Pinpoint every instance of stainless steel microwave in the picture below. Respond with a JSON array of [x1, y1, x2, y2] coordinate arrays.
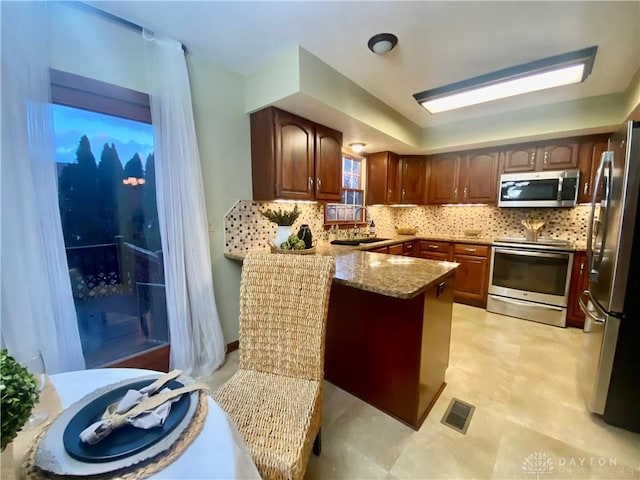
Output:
[[498, 169, 579, 208]]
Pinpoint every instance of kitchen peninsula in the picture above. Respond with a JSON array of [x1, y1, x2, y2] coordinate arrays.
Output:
[[226, 245, 458, 429]]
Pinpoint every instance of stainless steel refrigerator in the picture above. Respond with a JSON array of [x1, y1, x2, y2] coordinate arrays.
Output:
[[579, 120, 640, 433]]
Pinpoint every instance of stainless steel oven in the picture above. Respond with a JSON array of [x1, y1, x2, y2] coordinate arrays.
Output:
[[487, 239, 574, 327]]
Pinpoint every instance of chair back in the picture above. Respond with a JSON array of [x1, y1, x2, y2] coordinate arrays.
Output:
[[238, 253, 335, 381]]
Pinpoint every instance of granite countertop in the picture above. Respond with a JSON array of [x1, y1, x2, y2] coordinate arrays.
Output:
[[331, 251, 458, 298], [224, 242, 458, 299]]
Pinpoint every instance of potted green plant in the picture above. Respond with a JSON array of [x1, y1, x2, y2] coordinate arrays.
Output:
[[260, 205, 301, 246], [1, 349, 39, 451]]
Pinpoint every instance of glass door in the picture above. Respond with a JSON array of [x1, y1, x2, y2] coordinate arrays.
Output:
[[53, 103, 168, 369]]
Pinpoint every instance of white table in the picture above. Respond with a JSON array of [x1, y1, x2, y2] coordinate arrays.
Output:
[[50, 368, 260, 479]]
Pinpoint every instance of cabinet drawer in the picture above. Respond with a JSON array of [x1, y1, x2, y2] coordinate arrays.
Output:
[[419, 240, 450, 253], [403, 241, 416, 254], [454, 244, 489, 257]]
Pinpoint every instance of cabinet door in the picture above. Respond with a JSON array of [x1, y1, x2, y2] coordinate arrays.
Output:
[[399, 156, 426, 204], [453, 254, 488, 307], [503, 146, 536, 173], [536, 141, 580, 170], [428, 154, 460, 204], [388, 243, 404, 255], [275, 109, 315, 200], [566, 252, 589, 328], [314, 124, 343, 201], [366, 152, 399, 205], [461, 152, 499, 203]]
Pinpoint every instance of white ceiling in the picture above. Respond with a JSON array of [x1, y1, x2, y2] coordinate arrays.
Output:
[[89, 1, 639, 133]]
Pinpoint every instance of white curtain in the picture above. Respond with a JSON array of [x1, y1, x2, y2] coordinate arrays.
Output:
[[0, 2, 85, 372], [143, 30, 225, 377]]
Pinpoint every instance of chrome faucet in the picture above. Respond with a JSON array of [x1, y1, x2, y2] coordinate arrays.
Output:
[[353, 205, 372, 238]]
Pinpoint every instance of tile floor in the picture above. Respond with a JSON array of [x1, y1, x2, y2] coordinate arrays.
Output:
[[200, 304, 640, 479]]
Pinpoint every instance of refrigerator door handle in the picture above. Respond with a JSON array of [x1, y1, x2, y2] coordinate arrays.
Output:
[[578, 290, 605, 326], [586, 151, 613, 282]]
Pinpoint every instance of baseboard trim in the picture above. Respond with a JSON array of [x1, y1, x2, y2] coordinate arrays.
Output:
[[226, 340, 239, 353]]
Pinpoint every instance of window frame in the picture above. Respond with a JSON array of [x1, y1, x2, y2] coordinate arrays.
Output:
[[50, 69, 151, 124], [323, 154, 366, 227]]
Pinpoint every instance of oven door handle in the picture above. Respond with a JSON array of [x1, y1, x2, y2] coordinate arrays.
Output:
[[488, 295, 563, 311], [492, 248, 569, 260]]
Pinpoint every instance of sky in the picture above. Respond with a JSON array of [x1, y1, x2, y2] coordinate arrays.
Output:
[[52, 104, 154, 167]]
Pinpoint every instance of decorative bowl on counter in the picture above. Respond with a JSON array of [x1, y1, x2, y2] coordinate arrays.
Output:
[[395, 226, 418, 235], [268, 241, 316, 255], [270, 246, 316, 255]]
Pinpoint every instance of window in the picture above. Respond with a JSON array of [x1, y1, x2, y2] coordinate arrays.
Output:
[[51, 70, 168, 369], [325, 155, 366, 224]]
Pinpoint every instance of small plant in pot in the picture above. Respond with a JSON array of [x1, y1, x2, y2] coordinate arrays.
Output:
[[259, 205, 300, 226], [1, 349, 39, 451], [260, 205, 301, 248]]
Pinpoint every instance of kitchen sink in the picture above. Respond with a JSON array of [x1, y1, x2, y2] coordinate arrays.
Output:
[[331, 238, 390, 246]]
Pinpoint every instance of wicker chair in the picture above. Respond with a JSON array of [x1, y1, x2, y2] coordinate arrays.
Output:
[[213, 252, 335, 480]]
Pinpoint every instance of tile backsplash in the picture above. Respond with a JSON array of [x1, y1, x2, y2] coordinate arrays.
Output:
[[224, 200, 590, 254]]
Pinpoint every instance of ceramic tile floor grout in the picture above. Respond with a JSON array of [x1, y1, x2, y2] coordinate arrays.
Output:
[[199, 303, 640, 480]]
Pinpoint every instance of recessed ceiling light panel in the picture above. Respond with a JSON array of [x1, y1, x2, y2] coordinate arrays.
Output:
[[413, 46, 597, 114]]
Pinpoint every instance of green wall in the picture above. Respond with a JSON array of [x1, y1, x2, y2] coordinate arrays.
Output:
[[48, 2, 249, 346]]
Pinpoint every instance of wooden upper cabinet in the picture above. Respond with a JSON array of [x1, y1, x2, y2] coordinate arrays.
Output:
[[399, 156, 427, 204], [578, 136, 609, 204], [503, 146, 537, 173], [250, 106, 343, 201], [366, 151, 399, 205], [428, 151, 497, 205], [314, 124, 343, 201], [428, 154, 460, 204], [536, 140, 580, 170], [461, 151, 499, 203], [275, 110, 315, 200]]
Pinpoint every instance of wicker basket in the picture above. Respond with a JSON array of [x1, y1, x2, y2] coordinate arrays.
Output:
[[395, 226, 418, 235]]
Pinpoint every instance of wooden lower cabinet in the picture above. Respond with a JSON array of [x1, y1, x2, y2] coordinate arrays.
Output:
[[369, 246, 389, 253], [387, 243, 404, 255], [325, 275, 454, 429], [567, 251, 589, 328], [452, 243, 489, 308]]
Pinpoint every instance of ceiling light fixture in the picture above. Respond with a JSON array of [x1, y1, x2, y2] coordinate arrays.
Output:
[[367, 33, 398, 55], [413, 46, 598, 114], [349, 143, 365, 153]]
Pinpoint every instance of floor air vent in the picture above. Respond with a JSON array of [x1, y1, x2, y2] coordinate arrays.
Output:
[[441, 398, 475, 434]]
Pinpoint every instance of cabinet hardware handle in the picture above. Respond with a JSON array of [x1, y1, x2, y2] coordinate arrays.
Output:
[[580, 262, 585, 272], [530, 152, 536, 165], [466, 248, 476, 252], [308, 177, 313, 190], [583, 182, 589, 195], [387, 189, 392, 199], [316, 178, 322, 190], [454, 187, 458, 199], [463, 187, 467, 198], [402, 189, 406, 200], [544, 151, 549, 164], [428, 245, 438, 249]]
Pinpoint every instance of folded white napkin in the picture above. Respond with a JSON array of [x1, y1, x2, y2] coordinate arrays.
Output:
[[79, 387, 180, 445], [79, 382, 205, 445]]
